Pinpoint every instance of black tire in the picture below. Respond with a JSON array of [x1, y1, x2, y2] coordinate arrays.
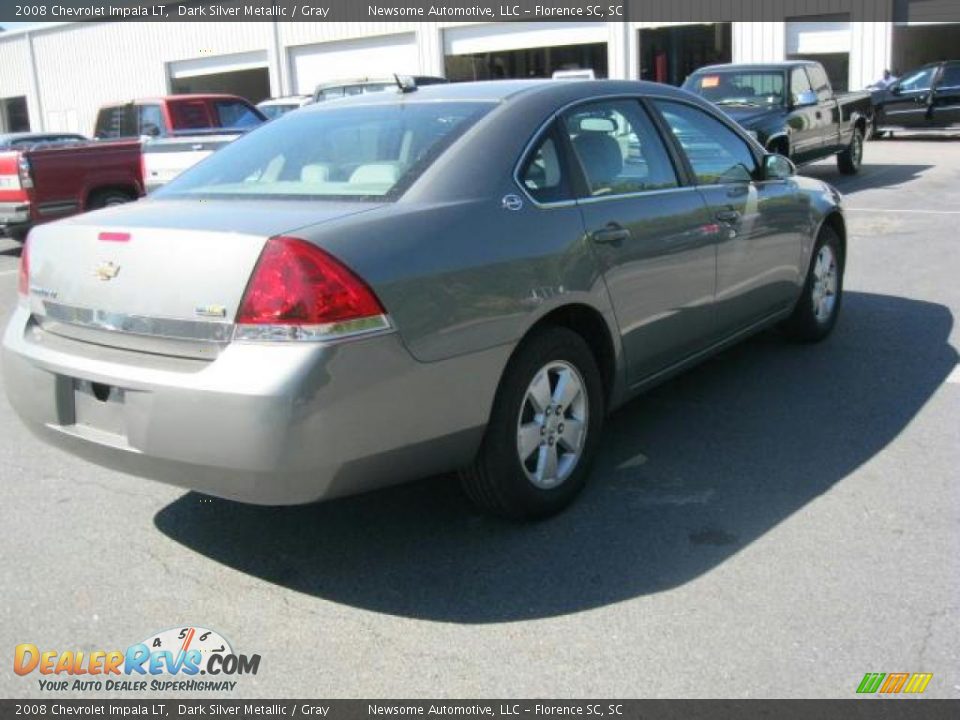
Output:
[[782, 225, 844, 343], [460, 326, 605, 520], [88, 189, 135, 209], [837, 127, 864, 175], [5, 226, 29, 243]]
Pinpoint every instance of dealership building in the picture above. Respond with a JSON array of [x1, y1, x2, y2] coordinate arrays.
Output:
[[0, 1, 958, 135]]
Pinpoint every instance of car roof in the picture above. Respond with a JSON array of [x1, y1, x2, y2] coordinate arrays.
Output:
[[101, 94, 249, 107], [692, 62, 814, 73], [258, 96, 311, 105], [302, 79, 694, 107]]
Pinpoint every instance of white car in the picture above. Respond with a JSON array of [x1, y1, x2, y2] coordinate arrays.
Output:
[[256, 95, 313, 121]]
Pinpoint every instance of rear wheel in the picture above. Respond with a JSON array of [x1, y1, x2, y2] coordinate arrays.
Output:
[[782, 225, 844, 342], [88, 189, 135, 209], [460, 327, 604, 520], [837, 128, 864, 174]]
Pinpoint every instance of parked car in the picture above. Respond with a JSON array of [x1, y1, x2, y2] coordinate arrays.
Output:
[[4, 80, 846, 519], [0, 140, 143, 241], [95, 95, 266, 192], [684, 61, 872, 174], [257, 95, 313, 120], [870, 61, 960, 137], [312, 75, 448, 102], [0, 132, 88, 151]]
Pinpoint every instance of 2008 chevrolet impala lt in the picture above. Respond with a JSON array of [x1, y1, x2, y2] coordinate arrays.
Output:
[[3, 80, 845, 519]]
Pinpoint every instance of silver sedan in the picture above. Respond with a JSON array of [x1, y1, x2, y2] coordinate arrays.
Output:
[[3, 80, 845, 519]]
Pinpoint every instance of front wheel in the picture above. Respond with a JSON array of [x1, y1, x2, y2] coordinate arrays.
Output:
[[837, 128, 864, 175], [782, 225, 844, 342], [460, 327, 605, 520]]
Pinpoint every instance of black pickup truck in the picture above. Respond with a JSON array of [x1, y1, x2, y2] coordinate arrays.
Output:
[[683, 60, 872, 174]]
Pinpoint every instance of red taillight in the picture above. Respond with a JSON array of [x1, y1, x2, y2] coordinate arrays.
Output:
[[236, 236, 385, 329], [17, 236, 29, 296], [17, 154, 33, 190]]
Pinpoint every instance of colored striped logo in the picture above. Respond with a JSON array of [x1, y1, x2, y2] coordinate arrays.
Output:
[[857, 672, 933, 694]]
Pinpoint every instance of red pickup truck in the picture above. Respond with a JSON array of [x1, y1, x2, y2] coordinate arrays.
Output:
[[0, 141, 142, 241], [0, 95, 264, 240]]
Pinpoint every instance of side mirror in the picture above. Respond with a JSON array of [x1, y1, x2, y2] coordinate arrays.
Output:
[[792, 90, 818, 108], [763, 153, 796, 181], [890, 85, 902, 96]]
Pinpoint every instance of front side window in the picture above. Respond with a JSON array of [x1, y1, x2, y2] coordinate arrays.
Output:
[[563, 100, 678, 197], [519, 127, 569, 204], [790, 67, 813, 103], [215, 100, 263, 129], [900, 66, 937, 93], [940, 64, 960, 88], [654, 100, 757, 185], [808, 65, 832, 101], [156, 101, 493, 200]]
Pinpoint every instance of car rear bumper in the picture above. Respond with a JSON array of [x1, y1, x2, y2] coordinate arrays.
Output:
[[2, 306, 505, 504], [0, 201, 31, 227]]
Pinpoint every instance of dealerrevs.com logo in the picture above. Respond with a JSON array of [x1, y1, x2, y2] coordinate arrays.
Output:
[[14, 626, 261, 693]]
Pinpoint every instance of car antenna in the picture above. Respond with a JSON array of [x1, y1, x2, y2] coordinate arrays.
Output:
[[393, 74, 417, 94]]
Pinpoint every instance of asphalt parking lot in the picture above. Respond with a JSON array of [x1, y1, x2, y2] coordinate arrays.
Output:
[[1, 138, 958, 699]]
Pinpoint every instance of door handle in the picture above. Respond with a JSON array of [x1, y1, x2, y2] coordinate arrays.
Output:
[[590, 224, 631, 245], [816, 111, 822, 119], [716, 209, 741, 224]]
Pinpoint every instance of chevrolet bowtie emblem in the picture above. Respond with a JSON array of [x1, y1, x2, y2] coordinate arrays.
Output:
[[94, 261, 121, 281]]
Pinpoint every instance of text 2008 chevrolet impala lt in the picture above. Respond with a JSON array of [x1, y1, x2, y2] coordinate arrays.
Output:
[[3, 81, 845, 519]]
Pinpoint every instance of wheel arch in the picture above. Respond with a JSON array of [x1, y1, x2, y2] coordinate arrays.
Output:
[[510, 302, 620, 411], [819, 210, 847, 266], [84, 184, 139, 210]]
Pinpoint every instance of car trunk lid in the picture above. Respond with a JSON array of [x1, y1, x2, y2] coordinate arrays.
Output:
[[25, 198, 384, 359]]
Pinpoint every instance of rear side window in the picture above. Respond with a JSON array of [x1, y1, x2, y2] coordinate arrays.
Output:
[[169, 101, 212, 130], [95, 105, 136, 139], [563, 99, 678, 197], [214, 100, 263, 129], [899, 66, 937, 93], [518, 126, 570, 204], [654, 100, 757, 185]]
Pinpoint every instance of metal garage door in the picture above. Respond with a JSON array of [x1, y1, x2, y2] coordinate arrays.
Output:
[[168, 50, 268, 81], [289, 34, 418, 95], [443, 22, 607, 55], [786, 16, 852, 55]]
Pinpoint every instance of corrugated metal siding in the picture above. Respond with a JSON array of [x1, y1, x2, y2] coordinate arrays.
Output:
[[0, 34, 31, 98]]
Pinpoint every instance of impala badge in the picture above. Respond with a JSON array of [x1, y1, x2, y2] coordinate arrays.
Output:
[[94, 261, 120, 282], [195, 304, 227, 319]]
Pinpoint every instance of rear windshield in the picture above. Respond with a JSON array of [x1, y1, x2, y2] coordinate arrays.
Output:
[[156, 101, 493, 201], [684, 71, 787, 107]]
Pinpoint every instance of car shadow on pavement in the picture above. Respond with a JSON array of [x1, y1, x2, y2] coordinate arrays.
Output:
[[802, 164, 933, 195], [154, 291, 957, 623]]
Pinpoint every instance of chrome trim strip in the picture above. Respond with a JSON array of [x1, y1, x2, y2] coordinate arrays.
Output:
[[233, 314, 393, 343], [40, 301, 395, 345], [42, 301, 234, 343]]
